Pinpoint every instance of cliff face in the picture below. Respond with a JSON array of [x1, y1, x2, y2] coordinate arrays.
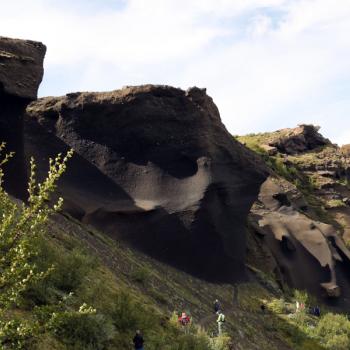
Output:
[[239, 127, 350, 308], [0, 36, 46, 198], [25, 85, 269, 282]]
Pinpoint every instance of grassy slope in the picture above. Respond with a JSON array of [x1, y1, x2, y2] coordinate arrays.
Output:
[[20, 211, 346, 350]]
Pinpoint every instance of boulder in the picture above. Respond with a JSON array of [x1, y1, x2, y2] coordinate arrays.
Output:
[[260, 144, 278, 156], [25, 85, 269, 282], [268, 124, 331, 155], [0, 36, 46, 198]]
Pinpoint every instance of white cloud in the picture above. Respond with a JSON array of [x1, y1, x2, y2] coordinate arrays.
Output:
[[0, 0, 349, 144]]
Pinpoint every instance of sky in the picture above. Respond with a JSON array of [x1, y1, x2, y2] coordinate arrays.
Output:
[[1, 0, 349, 144]]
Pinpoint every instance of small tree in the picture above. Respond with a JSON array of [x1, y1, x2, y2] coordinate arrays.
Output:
[[0, 143, 73, 307]]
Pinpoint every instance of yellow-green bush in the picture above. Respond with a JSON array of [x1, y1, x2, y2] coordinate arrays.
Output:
[[313, 313, 350, 350]]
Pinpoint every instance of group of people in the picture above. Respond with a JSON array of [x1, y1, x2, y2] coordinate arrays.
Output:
[[132, 299, 227, 349], [296, 301, 321, 317]]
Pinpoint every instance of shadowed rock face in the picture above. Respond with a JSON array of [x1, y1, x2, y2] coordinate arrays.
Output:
[[25, 85, 268, 282], [249, 177, 350, 307], [0, 36, 46, 99], [0, 36, 46, 198], [268, 124, 331, 155]]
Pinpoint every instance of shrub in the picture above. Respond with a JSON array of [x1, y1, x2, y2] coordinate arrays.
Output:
[[0, 145, 73, 347], [0, 319, 37, 350], [268, 298, 286, 314], [210, 334, 232, 350], [293, 290, 308, 305], [170, 332, 211, 350], [314, 313, 350, 350], [111, 291, 154, 333], [0, 146, 73, 308], [130, 266, 151, 284], [24, 240, 94, 307], [47, 304, 114, 350], [325, 199, 346, 209]]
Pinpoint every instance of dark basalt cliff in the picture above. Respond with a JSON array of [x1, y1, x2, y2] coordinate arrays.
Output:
[[0, 36, 46, 198], [25, 85, 269, 282]]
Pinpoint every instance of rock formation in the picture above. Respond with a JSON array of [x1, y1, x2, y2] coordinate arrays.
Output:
[[266, 124, 331, 155], [250, 177, 350, 303], [0, 36, 46, 198], [240, 126, 350, 307], [25, 85, 269, 282]]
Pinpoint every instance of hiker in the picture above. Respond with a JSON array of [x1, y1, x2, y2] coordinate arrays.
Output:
[[216, 310, 225, 335], [214, 299, 221, 314], [314, 306, 320, 317], [260, 304, 266, 313], [178, 312, 191, 326], [133, 330, 144, 350]]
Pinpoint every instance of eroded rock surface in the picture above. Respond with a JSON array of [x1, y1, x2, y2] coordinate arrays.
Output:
[[0, 36, 46, 198], [0, 36, 46, 99], [267, 124, 331, 155], [250, 177, 350, 304], [25, 85, 269, 282]]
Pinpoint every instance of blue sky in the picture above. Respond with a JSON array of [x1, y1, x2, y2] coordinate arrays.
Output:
[[1, 0, 349, 144]]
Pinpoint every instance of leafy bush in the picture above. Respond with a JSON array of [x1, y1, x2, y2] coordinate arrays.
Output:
[[24, 240, 94, 307], [130, 266, 151, 284], [314, 313, 350, 349], [325, 199, 346, 209], [293, 290, 308, 305], [111, 291, 154, 333], [0, 146, 73, 308], [0, 319, 36, 350], [210, 334, 232, 350], [0, 146, 73, 348], [268, 298, 286, 314], [47, 304, 114, 350]]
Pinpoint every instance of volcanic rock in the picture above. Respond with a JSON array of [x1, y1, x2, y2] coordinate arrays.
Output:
[[25, 85, 269, 282], [0, 36, 46, 198], [0, 36, 46, 99], [250, 176, 350, 305], [260, 144, 278, 156], [268, 124, 331, 154]]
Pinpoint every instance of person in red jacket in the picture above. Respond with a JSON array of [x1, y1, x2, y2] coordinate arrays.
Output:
[[178, 312, 191, 326]]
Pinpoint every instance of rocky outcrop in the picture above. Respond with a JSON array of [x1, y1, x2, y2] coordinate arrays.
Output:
[[25, 85, 269, 282], [267, 124, 331, 155], [0, 36, 46, 198], [249, 177, 350, 305]]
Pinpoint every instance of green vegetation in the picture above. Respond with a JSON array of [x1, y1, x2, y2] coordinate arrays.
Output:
[[314, 313, 350, 349], [325, 199, 346, 209]]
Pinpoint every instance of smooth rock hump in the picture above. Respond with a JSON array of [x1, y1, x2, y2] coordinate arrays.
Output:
[[25, 85, 269, 282]]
